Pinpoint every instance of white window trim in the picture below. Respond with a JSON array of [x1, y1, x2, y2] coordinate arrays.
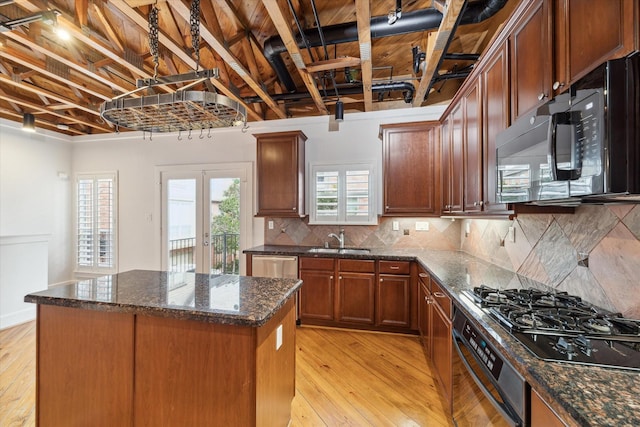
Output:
[[74, 172, 118, 275], [308, 162, 377, 225]]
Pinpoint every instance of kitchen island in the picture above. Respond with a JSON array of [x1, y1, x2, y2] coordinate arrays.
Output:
[[24, 270, 302, 427]]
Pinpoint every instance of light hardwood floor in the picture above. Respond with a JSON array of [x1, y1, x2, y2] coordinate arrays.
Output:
[[1, 321, 452, 427]]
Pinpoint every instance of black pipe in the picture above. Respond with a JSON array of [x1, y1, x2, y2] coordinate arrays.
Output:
[[264, 0, 508, 93], [243, 81, 415, 104]]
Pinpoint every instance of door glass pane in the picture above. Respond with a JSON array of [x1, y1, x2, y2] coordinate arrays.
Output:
[[208, 178, 240, 275], [167, 179, 196, 272]]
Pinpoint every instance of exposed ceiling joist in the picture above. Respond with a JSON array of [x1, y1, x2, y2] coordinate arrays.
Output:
[[306, 57, 361, 74], [412, 0, 467, 107], [261, 0, 328, 116], [355, 0, 373, 112], [107, 0, 263, 122], [171, 0, 286, 119]]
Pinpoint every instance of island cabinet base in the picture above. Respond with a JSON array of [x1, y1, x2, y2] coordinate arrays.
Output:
[[35, 298, 296, 427]]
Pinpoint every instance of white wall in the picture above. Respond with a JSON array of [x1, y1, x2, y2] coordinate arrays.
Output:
[[0, 120, 72, 328], [71, 106, 446, 272]]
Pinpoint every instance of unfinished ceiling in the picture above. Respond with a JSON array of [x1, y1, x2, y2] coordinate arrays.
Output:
[[0, 0, 517, 136]]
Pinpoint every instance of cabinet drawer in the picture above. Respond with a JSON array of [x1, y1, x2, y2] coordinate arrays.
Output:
[[431, 280, 452, 319], [418, 268, 431, 292], [299, 257, 335, 271], [338, 259, 375, 273], [379, 260, 411, 275]]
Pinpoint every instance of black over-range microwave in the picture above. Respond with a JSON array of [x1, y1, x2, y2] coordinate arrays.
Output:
[[496, 52, 639, 205]]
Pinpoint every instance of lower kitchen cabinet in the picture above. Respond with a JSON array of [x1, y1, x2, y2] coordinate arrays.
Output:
[[298, 257, 335, 323], [418, 269, 431, 357], [431, 298, 453, 411], [337, 259, 376, 325], [531, 389, 567, 427], [377, 261, 411, 329]]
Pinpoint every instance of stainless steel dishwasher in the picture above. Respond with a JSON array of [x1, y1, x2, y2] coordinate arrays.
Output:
[[251, 255, 299, 321]]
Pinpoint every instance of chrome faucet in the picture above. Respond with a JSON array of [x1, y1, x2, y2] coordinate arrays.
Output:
[[328, 228, 345, 249]]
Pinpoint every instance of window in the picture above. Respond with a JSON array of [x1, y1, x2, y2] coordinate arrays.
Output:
[[76, 173, 117, 273], [309, 163, 377, 225]]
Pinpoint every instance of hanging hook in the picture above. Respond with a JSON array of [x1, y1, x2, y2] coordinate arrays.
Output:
[[143, 130, 146, 140], [188, 129, 192, 140], [178, 130, 182, 141], [149, 130, 153, 141], [199, 128, 204, 139], [208, 127, 212, 138], [241, 123, 249, 133]]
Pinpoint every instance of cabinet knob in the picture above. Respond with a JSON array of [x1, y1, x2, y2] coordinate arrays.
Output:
[[380, 278, 383, 282], [339, 276, 342, 280], [538, 93, 548, 101], [473, 202, 478, 206], [553, 81, 565, 90], [330, 275, 334, 280], [479, 201, 484, 206], [292, 207, 296, 211]]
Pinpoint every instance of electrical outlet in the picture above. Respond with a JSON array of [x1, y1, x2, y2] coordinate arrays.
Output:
[[508, 226, 515, 243], [392, 221, 400, 231], [403, 229, 410, 235], [415, 221, 429, 231], [276, 324, 283, 350], [268, 220, 274, 230]]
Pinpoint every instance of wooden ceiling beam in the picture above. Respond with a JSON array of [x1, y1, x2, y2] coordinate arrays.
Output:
[[261, 0, 329, 115], [0, 91, 110, 132], [0, 74, 100, 117], [412, 0, 467, 107], [108, 0, 263, 122], [355, 0, 373, 112], [171, 0, 283, 119], [306, 57, 362, 74], [1, 47, 113, 101], [91, 1, 125, 53], [216, 0, 269, 64]]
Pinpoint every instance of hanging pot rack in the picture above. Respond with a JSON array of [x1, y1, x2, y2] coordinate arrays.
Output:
[[99, 0, 247, 134]]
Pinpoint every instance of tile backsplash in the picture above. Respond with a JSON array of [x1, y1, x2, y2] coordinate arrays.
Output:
[[264, 204, 640, 317]]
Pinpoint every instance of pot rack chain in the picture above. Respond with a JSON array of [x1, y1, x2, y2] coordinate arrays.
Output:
[[190, 0, 201, 72], [149, 2, 160, 81]]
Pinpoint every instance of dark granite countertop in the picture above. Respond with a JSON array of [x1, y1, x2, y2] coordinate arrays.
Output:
[[245, 245, 640, 427], [24, 269, 302, 327]]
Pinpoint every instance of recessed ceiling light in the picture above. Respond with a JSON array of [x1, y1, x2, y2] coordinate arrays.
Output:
[[56, 27, 70, 41]]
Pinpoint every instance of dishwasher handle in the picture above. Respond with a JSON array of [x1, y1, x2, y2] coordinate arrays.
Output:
[[452, 329, 521, 427]]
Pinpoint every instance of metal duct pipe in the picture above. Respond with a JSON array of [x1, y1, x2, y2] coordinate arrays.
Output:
[[243, 81, 416, 104], [264, 0, 507, 92]]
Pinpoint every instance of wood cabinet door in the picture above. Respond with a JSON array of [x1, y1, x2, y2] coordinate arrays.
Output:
[[376, 274, 411, 328], [531, 389, 567, 427], [463, 81, 483, 212], [431, 302, 453, 411], [482, 40, 511, 213], [554, 0, 636, 93], [299, 269, 335, 322], [510, 0, 552, 120], [449, 104, 464, 213], [336, 272, 375, 325], [381, 121, 441, 216], [418, 278, 431, 358], [255, 131, 306, 217], [441, 116, 452, 213]]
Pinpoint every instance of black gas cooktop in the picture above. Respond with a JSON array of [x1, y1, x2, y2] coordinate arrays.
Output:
[[464, 286, 640, 371]]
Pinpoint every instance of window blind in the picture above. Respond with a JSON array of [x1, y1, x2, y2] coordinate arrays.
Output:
[[77, 175, 116, 270]]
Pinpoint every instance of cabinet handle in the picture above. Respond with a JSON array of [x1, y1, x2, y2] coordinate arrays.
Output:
[[479, 201, 484, 206], [473, 202, 478, 206], [339, 276, 342, 280], [418, 273, 429, 278], [380, 278, 383, 282], [424, 296, 429, 303], [389, 266, 400, 270], [553, 81, 565, 90], [433, 292, 446, 298], [538, 93, 548, 101], [330, 275, 334, 280], [292, 207, 296, 211]]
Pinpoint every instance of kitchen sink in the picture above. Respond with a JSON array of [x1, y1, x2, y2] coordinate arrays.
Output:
[[307, 247, 370, 255]]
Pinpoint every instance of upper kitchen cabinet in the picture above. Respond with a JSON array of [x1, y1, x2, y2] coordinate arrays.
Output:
[[509, 0, 553, 121], [553, 0, 639, 94], [462, 81, 483, 213], [380, 122, 441, 216], [442, 104, 464, 214], [255, 131, 307, 217], [481, 40, 511, 214]]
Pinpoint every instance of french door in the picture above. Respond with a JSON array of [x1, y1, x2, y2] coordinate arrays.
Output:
[[160, 164, 252, 275]]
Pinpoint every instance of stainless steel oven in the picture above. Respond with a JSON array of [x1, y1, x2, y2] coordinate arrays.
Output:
[[452, 305, 529, 427]]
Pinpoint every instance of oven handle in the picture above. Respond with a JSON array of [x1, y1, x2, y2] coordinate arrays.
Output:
[[452, 329, 521, 427]]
